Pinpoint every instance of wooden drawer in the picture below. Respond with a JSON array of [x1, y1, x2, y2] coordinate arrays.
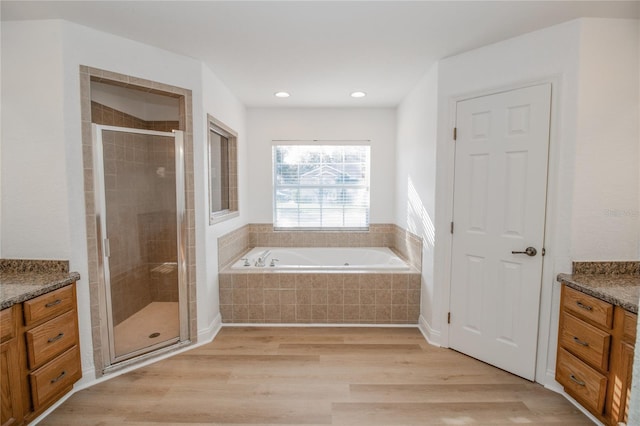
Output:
[[556, 348, 608, 414], [29, 345, 81, 410], [622, 310, 637, 343], [0, 307, 15, 342], [26, 310, 78, 369], [562, 285, 613, 329], [23, 285, 74, 326], [560, 312, 611, 371]]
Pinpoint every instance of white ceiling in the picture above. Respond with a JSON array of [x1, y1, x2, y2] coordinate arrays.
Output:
[[2, 1, 638, 107]]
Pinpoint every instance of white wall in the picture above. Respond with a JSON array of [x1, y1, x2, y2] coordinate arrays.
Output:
[[398, 18, 639, 389], [246, 108, 397, 224], [1, 21, 71, 260], [395, 65, 439, 340], [1, 19, 245, 384], [199, 63, 247, 338], [572, 19, 639, 260], [617, 20, 640, 424]]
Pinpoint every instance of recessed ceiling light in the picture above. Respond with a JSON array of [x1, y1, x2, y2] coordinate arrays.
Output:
[[274, 91, 290, 98], [350, 91, 366, 98]]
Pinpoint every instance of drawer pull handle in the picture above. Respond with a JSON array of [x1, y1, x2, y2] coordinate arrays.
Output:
[[569, 374, 586, 387], [51, 370, 66, 384], [572, 336, 589, 347], [48, 332, 65, 343], [45, 299, 62, 308], [576, 301, 592, 311]]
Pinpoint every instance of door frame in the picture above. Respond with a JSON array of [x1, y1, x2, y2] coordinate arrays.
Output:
[[438, 75, 564, 384], [79, 67, 197, 378]]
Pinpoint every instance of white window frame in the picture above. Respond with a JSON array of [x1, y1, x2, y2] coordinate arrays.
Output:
[[272, 141, 371, 230], [208, 115, 239, 225]]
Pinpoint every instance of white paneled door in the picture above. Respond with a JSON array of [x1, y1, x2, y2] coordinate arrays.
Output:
[[449, 84, 552, 381]]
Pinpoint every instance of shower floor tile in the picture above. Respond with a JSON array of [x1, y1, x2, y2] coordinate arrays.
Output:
[[114, 301, 180, 357]]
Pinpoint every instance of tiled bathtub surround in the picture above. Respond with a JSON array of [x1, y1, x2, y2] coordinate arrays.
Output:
[[217, 224, 251, 269], [218, 224, 422, 270], [217, 223, 423, 324], [219, 271, 421, 324]]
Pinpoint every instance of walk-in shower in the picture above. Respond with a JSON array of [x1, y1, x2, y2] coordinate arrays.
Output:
[[92, 124, 188, 365]]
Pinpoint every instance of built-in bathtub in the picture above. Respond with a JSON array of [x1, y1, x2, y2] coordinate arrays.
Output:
[[219, 246, 421, 324], [231, 247, 410, 271]]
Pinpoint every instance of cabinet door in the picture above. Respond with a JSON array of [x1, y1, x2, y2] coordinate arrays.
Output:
[[609, 341, 634, 424], [1, 339, 24, 426]]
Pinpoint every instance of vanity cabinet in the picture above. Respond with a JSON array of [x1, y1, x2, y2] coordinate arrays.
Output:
[[557, 284, 636, 425], [0, 283, 81, 425], [22, 284, 81, 418], [1, 306, 23, 426]]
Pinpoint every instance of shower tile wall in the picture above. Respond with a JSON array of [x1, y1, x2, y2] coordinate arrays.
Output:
[[91, 101, 179, 132], [143, 138, 178, 304], [97, 107, 179, 326], [103, 131, 151, 325]]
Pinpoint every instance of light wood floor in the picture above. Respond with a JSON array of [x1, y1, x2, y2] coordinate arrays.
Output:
[[41, 327, 593, 425]]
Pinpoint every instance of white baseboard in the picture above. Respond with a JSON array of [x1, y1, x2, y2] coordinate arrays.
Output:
[[31, 389, 76, 425], [555, 390, 604, 425], [221, 322, 419, 328], [543, 368, 563, 392], [418, 315, 441, 347], [198, 313, 223, 343], [77, 367, 97, 387]]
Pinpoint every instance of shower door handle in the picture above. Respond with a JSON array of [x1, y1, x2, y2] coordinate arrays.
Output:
[[104, 238, 111, 257]]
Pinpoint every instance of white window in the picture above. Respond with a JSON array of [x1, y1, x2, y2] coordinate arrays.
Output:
[[208, 115, 239, 225], [273, 144, 370, 229]]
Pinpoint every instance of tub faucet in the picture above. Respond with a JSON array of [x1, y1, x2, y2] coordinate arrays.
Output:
[[255, 250, 271, 267], [269, 259, 279, 267]]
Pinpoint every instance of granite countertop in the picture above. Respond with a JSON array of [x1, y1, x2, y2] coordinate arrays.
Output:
[[0, 259, 80, 310], [557, 261, 640, 314]]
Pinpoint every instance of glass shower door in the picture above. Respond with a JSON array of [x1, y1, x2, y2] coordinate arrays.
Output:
[[93, 125, 186, 363]]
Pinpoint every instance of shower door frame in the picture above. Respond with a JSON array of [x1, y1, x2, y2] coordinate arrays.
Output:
[[92, 124, 189, 366]]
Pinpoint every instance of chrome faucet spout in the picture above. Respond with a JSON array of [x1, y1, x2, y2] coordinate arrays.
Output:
[[255, 250, 272, 267]]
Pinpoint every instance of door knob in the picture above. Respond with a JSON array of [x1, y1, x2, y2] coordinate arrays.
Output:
[[512, 247, 537, 257]]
